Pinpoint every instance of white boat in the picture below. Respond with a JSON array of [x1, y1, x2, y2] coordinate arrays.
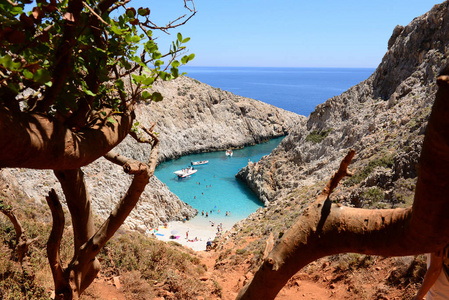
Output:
[[191, 160, 209, 166], [225, 150, 233, 157], [173, 167, 197, 178]]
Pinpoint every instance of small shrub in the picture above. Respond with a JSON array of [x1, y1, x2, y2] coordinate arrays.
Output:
[[346, 154, 395, 186], [305, 128, 333, 144], [235, 249, 246, 255], [362, 187, 384, 207]]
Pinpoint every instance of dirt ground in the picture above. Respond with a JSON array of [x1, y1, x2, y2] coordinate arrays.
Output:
[[82, 243, 423, 300]]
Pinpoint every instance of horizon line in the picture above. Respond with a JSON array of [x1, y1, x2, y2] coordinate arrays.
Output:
[[180, 65, 377, 69]]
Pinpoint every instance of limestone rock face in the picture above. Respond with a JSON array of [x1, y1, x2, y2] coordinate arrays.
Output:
[[133, 76, 305, 163], [237, 1, 449, 210], [4, 76, 303, 229]]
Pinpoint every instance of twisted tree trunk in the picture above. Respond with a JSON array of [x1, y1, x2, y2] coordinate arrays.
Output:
[[46, 136, 159, 299], [236, 75, 449, 299]]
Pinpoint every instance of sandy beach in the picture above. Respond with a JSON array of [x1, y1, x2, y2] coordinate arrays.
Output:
[[146, 215, 238, 251]]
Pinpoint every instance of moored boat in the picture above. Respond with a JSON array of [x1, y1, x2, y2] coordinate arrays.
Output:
[[191, 160, 209, 166], [173, 167, 197, 178], [225, 149, 233, 157]]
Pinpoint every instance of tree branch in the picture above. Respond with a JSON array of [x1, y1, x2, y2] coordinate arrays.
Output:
[[321, 149, 355, 197], [0, 107, 134, 169], [45, 189, 71, 299], [84, 142, 158, 258], [54, 169, 95, 257]]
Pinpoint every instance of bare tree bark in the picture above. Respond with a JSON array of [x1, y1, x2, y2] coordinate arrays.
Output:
[[236, 75, 449, 300], [54, 169, 95, 258], [46, 130, 159, 299], [45, 189, 72, 299], [0, 107, 134, 170]]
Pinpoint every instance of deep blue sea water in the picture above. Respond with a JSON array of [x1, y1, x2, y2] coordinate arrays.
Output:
[[180, 67, 375, 116], [156, 67, 375, 226]]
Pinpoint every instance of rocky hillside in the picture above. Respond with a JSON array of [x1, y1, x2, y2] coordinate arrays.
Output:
[[237, 1, 448, 209], [209, 3, 449, 297], [134, 76, 304, 163], [2, 76, 302, 230]]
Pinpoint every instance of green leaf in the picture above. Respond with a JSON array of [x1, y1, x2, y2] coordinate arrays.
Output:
[[177, 32, 182, 42], [152, 51, 162, 60], [33, 68, 52, 85], [126, 8, 136, 18], [107, 117, 117, 124], [141, 91, 151, 99], [83, 88, 96, 97], [142, 76, 154, 86], [0, 55, 22, 71], [10, 6, 23, 16], [23, 69, 33, 79], [7, 82, 19, 93], [171, 60, 180, 68], [115, 79, 125, 90], [131, 35, 140, 43], [188, 53, 195, 61], [120, 58, 132, 70], [132, 74, 144, 83], [182, 37, 191, 43], [110, 23, 123, 35], [138, 8, 150, 16], [152, 92, 163, 102]]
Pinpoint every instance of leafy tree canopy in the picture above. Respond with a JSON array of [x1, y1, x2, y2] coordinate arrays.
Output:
[[0, 0, 195, 128]]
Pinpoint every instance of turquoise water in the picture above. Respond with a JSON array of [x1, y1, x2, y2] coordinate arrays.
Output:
[[155, 137, 284, 224]]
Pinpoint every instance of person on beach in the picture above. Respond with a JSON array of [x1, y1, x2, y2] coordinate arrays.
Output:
[[186, 231, 189, 239], [413, 245, 449, 300], [206, 212, 208, 217]]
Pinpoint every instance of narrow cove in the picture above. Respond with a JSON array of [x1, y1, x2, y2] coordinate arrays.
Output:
[[154, 137, 284, 229]]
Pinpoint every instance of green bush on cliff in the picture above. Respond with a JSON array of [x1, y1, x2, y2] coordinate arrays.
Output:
[[305, 128, 333, 144], [346, 154, 395, 186]]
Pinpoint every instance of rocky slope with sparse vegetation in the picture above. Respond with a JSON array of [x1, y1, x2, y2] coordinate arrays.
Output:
[[237, 1, 448, 209], [223, 2, 449, 296]]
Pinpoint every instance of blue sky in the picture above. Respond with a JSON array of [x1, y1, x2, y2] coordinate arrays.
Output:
[[132, 1, 441, 68]]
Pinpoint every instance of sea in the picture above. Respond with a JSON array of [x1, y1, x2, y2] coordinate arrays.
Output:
[[179, 66, 375, 115], [155, 67, 375, 226]]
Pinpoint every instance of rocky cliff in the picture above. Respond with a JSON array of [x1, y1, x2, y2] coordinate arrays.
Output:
[[236, 1, 448, 211], [2, 76, 303, 230], [134, 76, 304, 163]]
